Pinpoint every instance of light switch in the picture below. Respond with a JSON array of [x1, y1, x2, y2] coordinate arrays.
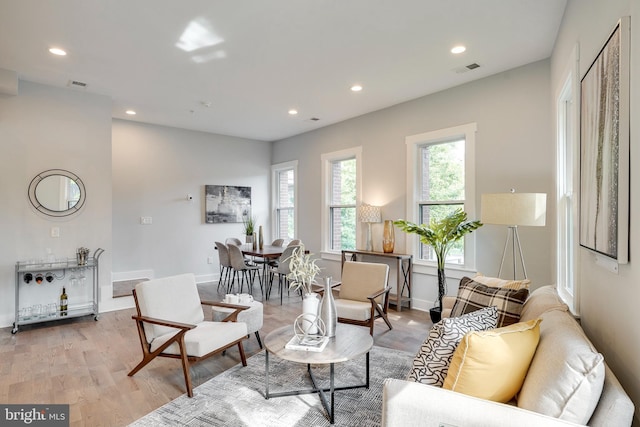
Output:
[[140, 216, 153, 225], [51, 227, 60, 238]]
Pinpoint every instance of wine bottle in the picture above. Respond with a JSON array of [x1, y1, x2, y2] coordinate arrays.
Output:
[[60, 287, 68, 316]]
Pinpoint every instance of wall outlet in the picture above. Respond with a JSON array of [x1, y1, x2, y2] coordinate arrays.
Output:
[[207, 256, 214, 264], [140, 216, 153, 225], [50, 227, 60, 238]]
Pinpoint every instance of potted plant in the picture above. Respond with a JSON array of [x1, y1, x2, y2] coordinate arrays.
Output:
[[242, 215, 256, 243], [395, 209, 482, 323], [286, 245, 322, 333]]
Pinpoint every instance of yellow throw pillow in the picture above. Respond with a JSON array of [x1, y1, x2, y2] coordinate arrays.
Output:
[[473, 273, 531, 290], [443, 318, 541, 403]]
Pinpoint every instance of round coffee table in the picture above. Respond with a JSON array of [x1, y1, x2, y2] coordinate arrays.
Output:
[[263, 323, 374, 424]]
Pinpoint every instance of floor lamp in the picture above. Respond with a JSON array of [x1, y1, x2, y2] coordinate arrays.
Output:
[[481, 191, 546, 279], [359, 204, 381, 251]]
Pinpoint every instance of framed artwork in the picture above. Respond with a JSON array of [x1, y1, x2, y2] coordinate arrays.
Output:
[[205, 185, 251, 224], [579, 17, 630, 263]]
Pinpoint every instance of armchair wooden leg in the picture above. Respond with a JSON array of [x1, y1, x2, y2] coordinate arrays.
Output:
[[238, 341, 247, 366]]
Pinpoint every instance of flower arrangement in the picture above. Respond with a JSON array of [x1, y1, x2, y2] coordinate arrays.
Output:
[[286, 245, 321, 296]]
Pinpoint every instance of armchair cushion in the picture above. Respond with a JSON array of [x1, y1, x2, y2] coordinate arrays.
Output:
[[451, 276, 529, 327], [407, 305, 498, 386], [135, 273, 205, 342], [339, 261, 389, 303], [151, 321, 248, 357], [334, 299, 373, 321], [443, 318, 542, 403]]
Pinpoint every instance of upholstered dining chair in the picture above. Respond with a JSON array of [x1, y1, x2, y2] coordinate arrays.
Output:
[[128, 273, 248, 397], [287, 239, 302, 247], [215, 241, 232, 291], [271, 238, 285, 247], [267, 244, 300, 304], [225, 237, 243, 246], [334, 261, 393, 335], [228, 243, 262, 294]]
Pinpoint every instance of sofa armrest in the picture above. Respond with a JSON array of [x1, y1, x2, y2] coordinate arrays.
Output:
[[382, 379, 582, 427]]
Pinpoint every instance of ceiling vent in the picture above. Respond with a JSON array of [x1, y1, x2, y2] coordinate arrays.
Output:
[[67, 79, 88, 89], [453, 63, 481, 74], [307, 117, 320, 122]]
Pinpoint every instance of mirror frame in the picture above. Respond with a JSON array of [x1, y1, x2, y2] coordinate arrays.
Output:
[[28, 169, 86, 217]]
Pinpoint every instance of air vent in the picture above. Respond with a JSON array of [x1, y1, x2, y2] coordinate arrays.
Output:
[[67, 79, 88, 89], [453, 63, 481, 74], [308, 117, 320, 121]]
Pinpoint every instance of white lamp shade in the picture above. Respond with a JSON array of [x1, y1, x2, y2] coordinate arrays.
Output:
[[481, 193, 546, 226], [359, 204, 381, 223]]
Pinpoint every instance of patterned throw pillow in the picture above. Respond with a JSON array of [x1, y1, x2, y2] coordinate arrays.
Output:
[[451, 277, 529, 327], [407, 306, 498, 386]]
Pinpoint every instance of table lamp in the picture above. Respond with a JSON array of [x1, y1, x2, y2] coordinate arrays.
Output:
[[359, 204, 381, 251], [481, 190, 546, 279]]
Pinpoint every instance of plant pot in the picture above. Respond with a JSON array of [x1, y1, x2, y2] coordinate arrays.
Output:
[[429, 307, 442, 324]]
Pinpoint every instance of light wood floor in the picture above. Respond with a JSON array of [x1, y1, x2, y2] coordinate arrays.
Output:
[[0, 282, 431, 427]]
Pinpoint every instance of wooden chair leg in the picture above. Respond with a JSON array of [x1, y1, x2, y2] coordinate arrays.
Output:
[[178, 339, 194, 397], [237, 341, 247, 366]]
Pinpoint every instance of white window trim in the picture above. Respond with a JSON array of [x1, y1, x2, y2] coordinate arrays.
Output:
[[404, 123, 477, 275], [271, 160, 298, 242], [321, 146, 362, 260], [556, 43, 580, 316]]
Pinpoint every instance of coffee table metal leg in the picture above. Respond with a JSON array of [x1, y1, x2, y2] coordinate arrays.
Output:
[[366, 351, 370, 388]]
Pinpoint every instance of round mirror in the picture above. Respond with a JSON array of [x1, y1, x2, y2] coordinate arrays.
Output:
[[28, 169, 86, 217]]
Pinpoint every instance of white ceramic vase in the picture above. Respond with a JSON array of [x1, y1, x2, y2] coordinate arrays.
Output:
[[302, 292, 320, 335]]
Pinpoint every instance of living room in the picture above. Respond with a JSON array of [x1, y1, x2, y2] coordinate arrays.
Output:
[[1, 0, 639, 426]]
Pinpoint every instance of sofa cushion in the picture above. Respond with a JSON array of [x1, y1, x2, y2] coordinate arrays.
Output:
[[451, 277, 529, 327], [407, 306, 498, 386], [472, 273, 531, 290], [443, 318, 541, 403], [517, 310, 604, 424], [519, 285, 569, 322]]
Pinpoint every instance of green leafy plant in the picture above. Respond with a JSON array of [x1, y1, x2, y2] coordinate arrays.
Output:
[[242, 215, 256, 236], [286, 245, 321, 296], [394, 209, 482, 315]]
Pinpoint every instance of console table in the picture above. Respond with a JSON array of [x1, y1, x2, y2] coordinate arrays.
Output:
[[341, 250, 412, 311]]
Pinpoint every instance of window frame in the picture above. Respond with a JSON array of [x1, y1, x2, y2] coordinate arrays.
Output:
[[321, 146, 362, 258], [556, 44, 580, 316], [405, 123, 477, 274], [271, 160, 298, 242]]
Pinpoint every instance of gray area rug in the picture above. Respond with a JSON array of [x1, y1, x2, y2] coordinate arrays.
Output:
[[112, 278, 149, 298], [130, 346, 413, 427]]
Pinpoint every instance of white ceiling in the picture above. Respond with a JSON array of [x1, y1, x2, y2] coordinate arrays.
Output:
[[0, 0, 567, 142]]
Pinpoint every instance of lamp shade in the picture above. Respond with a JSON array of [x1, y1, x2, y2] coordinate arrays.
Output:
[[359, 204, 381, 223], [481, 193, 546, 226]]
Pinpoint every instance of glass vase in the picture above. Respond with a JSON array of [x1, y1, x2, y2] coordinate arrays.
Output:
[[382, 220, 395, 253]]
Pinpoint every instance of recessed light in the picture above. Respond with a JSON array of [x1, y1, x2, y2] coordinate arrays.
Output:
[[49, 47, 67, 56], [350, 84, 363, 92], [125, 110, 137, 115], [451, 45, 466, 54], [288, 109, 298, 115]]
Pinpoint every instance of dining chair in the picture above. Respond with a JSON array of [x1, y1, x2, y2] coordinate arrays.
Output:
[[271, 239, 285, 247], [128, 273, 248, 397], [287, 239, 301, 247], [334, 261, 393, 335], [267, 245, 300, 304], [225, 237, 243, 246], [215, 242, 232, 291], [228, 243, 263, 295]]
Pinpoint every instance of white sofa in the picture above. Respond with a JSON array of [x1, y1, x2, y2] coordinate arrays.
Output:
[[382, 286, 634, 426]]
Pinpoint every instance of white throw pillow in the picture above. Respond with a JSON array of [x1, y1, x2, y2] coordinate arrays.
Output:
[[517, 310, 604, 424], [407, 306, 498, 386]]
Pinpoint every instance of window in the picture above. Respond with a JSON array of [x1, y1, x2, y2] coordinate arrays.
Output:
[[271, 161, 297, 241], [406, 123, 476, 268], [321, 147, 362, 254], [556, 45, 580, 315]]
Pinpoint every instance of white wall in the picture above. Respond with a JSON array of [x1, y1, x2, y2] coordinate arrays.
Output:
[[111, 120, 271, 287], [272, 60, 554, 311], [551, 0, 640, 424], [0, 81, 112, 327]]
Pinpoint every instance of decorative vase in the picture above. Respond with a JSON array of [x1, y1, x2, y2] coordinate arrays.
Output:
[[259, 226, 264, 249], [302, 292, 320, 335], [319, 276, 337, 337], [252, 233, 257, 249], [382, 220, 395, 253]]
